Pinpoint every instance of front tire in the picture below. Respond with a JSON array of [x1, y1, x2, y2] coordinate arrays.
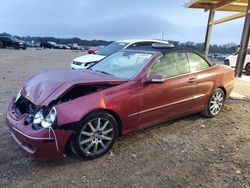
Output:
[[245, 63, 250, 75], [70, 111, 118, 159], [202, 88, 225, 118]]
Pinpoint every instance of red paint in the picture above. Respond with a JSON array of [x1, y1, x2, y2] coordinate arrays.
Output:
[[6, 51, 235, 160], [87, 47, 100, 54], [23, 69, 126, 106], [6, 99, 74, 160]]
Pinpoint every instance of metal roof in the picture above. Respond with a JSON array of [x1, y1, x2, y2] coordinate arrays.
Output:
[[185, 0, 248, 12]]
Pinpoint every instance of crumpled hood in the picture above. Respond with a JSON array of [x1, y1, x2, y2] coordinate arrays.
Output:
[[22, 69, 126, 106], [73, 54, 105, 64]]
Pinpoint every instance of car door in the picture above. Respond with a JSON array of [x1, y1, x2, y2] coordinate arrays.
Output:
[[135, 52, 197, 129], [5, 37, 12, 46], [1, 37, 7, 46], [230, 53, 238, 67], [186, 52, 214, 109]]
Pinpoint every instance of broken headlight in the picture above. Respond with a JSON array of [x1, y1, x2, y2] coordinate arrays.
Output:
[[33, 107, 57, 128]]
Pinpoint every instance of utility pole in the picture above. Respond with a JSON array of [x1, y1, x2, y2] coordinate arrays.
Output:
[[162, 32, 165, 40], [204, 9, 215, 57], [235, 0, 250, 78]]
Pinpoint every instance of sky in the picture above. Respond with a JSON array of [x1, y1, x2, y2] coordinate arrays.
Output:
[[0, 0, 245, 44]]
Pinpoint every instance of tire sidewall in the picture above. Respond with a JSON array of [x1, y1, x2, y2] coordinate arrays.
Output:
[[246, 64, 250, 75], [206, 89, 225, 118], [70, 111, 118, 159], [224, 60, 230, 66]]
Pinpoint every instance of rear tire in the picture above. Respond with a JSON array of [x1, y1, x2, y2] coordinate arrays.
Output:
[[14, 45, 19, 50], [70, 111, 118, 160], [202, 88, 225, 118], [224, 60, 230, 66], [245, 64, 250, 75]]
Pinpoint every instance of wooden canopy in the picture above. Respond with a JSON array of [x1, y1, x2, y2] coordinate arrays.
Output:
[[185, 0, 248, 12], [185, 0, 250, 77]]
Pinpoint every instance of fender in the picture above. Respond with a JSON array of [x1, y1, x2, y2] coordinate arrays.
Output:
[[55, 92, 106, 126]]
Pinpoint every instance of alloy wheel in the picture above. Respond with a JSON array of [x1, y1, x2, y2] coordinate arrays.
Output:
[[209, 90, 224, 116], [78, 118, 114, 156]]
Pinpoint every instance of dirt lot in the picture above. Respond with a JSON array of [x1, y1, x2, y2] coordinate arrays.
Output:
[[0, 48, 249, 188]]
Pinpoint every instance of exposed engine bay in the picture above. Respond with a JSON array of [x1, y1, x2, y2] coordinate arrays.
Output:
[[15, 84, 118, 128]]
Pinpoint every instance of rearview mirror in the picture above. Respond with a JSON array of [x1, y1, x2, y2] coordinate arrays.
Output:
[[143, 75, 165, 84]]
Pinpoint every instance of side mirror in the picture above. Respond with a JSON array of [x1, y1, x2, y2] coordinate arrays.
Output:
[[143, 75, 165, 84]]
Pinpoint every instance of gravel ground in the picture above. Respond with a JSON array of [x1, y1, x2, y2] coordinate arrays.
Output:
[[0, 48, 249, 188]]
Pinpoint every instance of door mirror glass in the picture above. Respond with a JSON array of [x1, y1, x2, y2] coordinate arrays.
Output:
[[143, 75, 165, 84]]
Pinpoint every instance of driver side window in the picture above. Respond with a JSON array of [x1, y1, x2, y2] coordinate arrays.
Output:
[[148, 52, 190, 78]]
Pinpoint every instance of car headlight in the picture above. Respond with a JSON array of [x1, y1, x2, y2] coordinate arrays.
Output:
[[15, 90, 22, 103], [73, 61, 82, 66], [33, 110, 44, 124], [33, 107, 57, 128]]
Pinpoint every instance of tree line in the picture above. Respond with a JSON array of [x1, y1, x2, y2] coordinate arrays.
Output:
[[0, 32, 237, 54]]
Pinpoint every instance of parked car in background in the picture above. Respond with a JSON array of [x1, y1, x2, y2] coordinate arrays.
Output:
[[224, 47, 250, 75], [208, 53, 228, 61], [0, 36, 27, 49], [88, 47, 101, 54], [87, 45, 106, 54], [71, 39, 171, 69], [40, 41, 59, 49], [58, 44, 70, 49], [26, 42, 35, 48], [69, 43, 83, 50], [6, 44, 234, 160]]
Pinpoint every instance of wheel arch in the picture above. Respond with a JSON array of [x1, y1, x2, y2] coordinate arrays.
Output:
[[245, 62, 250, 69], [224, 59, 230, 66], [218, 86, 227, 98], [80, 108, 123, 137], [61, 108, 123, 155]]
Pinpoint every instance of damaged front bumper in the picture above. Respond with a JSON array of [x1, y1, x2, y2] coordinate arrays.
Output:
[[5, 98, 74, 160]]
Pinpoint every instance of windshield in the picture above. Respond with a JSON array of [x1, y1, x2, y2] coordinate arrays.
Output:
[[91, 51, 153, 79], [96, 42, 128, 56], [10, 36, 21, 42], [48, 42, 57, 45]]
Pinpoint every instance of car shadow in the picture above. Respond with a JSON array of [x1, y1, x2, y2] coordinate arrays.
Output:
[[29, 112, 206, 167]]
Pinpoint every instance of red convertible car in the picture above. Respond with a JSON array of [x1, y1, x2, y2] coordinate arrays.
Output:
[[6, 45, 234, 160]]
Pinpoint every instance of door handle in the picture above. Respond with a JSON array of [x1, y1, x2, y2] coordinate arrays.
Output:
[[187, 78, 197, 84]]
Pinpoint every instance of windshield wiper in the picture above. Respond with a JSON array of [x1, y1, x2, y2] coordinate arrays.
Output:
[[85, 61, 98, 67], [94, 70, 114, 76]]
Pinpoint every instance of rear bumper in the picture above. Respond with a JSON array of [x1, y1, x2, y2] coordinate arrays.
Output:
[[6, 99, 73, 160]]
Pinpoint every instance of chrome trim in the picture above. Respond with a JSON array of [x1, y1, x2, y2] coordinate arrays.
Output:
[[12, 127, 54, 140], [151, 78, 165, 82], [128, 94, 206, 117]]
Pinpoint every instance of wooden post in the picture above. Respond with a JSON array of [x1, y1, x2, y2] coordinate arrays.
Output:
[[204, 9, 215, 57], [235, 0, 250, 78]]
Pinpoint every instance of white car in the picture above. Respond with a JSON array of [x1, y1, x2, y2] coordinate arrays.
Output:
[[225, 47, 250, 75], [70, 39, 170, 69]]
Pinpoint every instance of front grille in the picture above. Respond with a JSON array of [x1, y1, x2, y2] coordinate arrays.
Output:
[[73, 61, 82, 66], [15, 96, 37, 117]]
